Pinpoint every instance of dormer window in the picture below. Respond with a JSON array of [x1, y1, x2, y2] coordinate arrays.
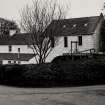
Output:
[[84, 23, 88, 27], [73, 24, 77, 28]]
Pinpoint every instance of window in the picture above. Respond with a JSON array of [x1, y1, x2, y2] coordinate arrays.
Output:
[[8, 61, 11, 64], [51, 37, 54, 48], [84, 23, 88, 27], [14, 61, 16, 64], [64, 37, 68, 47], [9, 45, 12, 52], [0, 60, 2, 64], [73, 24, 77, 28], [18, 61, 21, 64], [78, 36, 82, 45], [18, 48, 20, 52]]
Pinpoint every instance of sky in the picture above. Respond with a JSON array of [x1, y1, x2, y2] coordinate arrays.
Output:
[[0, 0, 104, 24]]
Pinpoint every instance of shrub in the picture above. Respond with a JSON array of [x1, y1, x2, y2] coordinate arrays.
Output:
[[0, 56, 105, 87], [0, 64, 24, 85]]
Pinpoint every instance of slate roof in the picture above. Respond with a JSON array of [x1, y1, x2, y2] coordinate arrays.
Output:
[[0, 53, 35, 61], [47, 13, 104, 36], [0, 14, 103, 45], [0, 33, 32, 45]]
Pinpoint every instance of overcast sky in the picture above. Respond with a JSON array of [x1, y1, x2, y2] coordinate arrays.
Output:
[[0, 0, 104, 23]]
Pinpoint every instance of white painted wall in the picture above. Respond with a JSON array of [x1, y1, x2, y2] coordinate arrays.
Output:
[[0, 46, 9, 53], [45, 35, 95, 62], [0, 45, 33, 54], [2, 60, 29, 64], [12, 45, 33, 54], [78, 35, 94, 52]]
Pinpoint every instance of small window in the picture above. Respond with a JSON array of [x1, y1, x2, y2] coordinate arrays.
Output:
[[78, 36, 82, 46], [18, 61, 21, 64], [84, 23, 88, 27], [51, 37, 54, 48], [14, 61, 16, 64], [8, 61, 11, 64], [64, 37, 68, 47], [18, 48, 20, 52], [73, 24, 77, 28], [9, 45, 12, 52]]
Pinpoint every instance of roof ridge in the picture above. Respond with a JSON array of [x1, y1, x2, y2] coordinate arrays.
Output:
[[48, 14, 104, 37], [53, 15, 100, 21]]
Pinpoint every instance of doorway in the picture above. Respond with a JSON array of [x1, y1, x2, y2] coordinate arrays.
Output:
[[71, 41, 78, 54]]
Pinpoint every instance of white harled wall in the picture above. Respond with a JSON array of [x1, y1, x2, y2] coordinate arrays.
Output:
[[29, 35, 95, 63], [2, 60, 29, 64], [45, 35, 94, 62], [0, 45, 33, 53]]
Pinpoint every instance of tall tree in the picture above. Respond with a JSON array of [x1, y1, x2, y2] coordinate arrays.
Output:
[[20, 0, 69, 64], [0, 19, 20, 37]]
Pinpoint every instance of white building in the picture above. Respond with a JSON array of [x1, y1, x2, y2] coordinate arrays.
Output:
[[0, 13, 104, 64], [0, 33, 34, 64], [45, 13, 105, 62]]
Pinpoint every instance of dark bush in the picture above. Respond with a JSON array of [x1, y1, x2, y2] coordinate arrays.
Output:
[[0, 56, 105, 87], [51, 57, 105, 86], [0, 64, 24, 85], [21, 64, 54, 86]]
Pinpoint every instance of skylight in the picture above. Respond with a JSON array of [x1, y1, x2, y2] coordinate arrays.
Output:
[[63, 25, 66, 28], [73, 24, 76, 27], [84, 23, 88, 27]]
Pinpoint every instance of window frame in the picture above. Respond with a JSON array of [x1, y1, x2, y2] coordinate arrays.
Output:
[[78, 36, 82, 46], [18, 48, 20, 53], [8, 61, 11, 64], [9, 45, 12, 52], [64, 36, 68, 47]]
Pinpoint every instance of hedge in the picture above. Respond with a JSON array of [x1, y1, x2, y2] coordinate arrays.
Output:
[[0, 57, 105, 87]]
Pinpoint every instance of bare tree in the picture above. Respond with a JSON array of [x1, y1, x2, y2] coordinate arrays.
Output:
[[20, 0, 69, 64]]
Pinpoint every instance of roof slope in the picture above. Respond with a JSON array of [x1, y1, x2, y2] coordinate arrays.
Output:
[[0, 33, 32, 45], [0, 14, 103, 45], [47, 13, 104, 36], [0, 53, 35, 61]]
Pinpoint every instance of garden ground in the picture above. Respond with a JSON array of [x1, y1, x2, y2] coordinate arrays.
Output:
[[0, 85, 105, 105]]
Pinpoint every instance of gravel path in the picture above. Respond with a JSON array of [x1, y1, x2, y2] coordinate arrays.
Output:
[[0, 85, 105, 105]]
